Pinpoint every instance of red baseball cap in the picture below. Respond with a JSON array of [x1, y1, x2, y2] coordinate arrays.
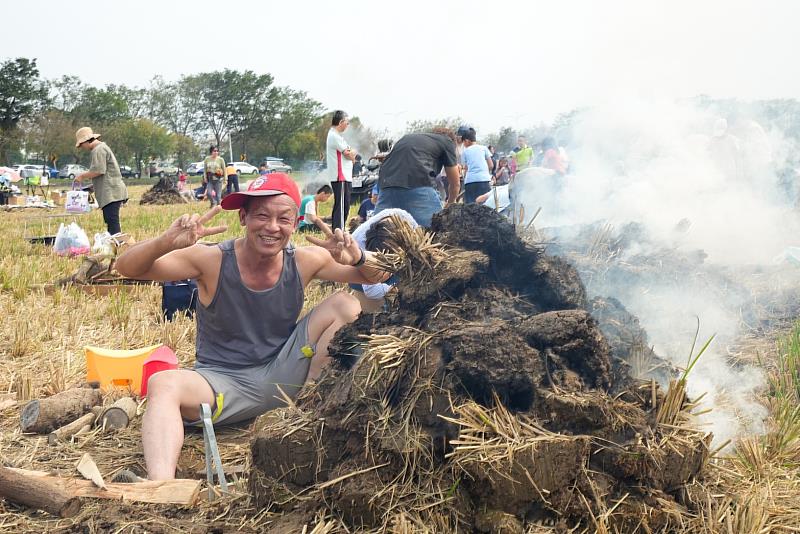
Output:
[[220, 172, 301, 211]]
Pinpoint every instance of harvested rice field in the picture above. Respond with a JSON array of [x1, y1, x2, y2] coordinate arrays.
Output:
[[1, 187, 799, 533]]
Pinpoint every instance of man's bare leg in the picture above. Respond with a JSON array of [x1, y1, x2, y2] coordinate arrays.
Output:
[[142, 369, 215, 480], [352, 289, 384, 314], [306, 291, 361, 381]]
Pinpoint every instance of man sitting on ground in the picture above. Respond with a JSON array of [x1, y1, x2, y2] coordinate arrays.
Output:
[[356, 184, 379, 224], [298, 184, 333, 232], [115, 173, 388, 481], [349, 208, 416, 313]]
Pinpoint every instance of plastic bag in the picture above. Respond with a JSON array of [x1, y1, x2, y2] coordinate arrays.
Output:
[[65, 190, 91, 213], [92, 232, 114, 256], [53, 222, 91, 256]]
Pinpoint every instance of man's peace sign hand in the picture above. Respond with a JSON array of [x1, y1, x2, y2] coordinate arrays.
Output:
[[165, 205, 228, 250], [305, 220, 362, 266]]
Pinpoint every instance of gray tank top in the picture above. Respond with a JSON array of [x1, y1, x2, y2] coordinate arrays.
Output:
[[195, 239, 304, 368]]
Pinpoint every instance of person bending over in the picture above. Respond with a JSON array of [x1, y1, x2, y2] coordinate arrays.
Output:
[[349, 208, 416, 312], [115, 172, 388, 481], [298, 184, 333, 232], [74, 126, 128, 234]]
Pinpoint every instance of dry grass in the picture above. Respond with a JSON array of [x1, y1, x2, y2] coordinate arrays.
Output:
[[1, 187, 799, 532], [0, 185, 340, 532]]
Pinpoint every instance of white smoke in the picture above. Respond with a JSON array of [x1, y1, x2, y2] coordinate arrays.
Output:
[[516, 98, 798, 444]]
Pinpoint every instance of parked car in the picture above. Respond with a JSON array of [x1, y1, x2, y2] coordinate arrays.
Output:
[[186, 161, 204, 176], [58, 164, 89, 179], [228, 162, 259, 175], [12, 164, 54, 178], [148, 161, 179, 178], [120, 165, 140, 178], [263, 157, 292, 173]]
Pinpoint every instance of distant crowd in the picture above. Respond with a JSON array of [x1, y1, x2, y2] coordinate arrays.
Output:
[[302, 111, 571, 236]]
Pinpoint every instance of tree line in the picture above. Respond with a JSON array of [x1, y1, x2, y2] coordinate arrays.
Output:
[[0, 57, 335, 173], [5, 57, 799, 176]]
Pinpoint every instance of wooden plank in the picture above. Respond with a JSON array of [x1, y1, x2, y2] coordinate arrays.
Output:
[[48, 412, 97, 445], [7, 468, 201, 505]]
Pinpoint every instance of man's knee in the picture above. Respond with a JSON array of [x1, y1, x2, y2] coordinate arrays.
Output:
[[329, 291, 361, 322], [147, 371, 181, 400], [307, 291, 361, 343], [147, 370, 212, 405]]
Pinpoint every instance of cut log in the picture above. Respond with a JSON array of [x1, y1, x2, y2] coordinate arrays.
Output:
[[48, 411, 97, 445], [0, 466, 82, 517], [98, 397, 138, 430], [7, 468, 200, 505], [20, 388, 103, 434]]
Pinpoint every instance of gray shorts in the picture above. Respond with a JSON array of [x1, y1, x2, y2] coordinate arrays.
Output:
[[189, 313, 315, 426]]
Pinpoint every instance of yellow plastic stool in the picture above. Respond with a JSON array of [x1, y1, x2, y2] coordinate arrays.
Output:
[[85, 344, 162, 395]]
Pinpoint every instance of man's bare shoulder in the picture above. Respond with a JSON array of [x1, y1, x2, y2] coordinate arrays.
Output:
[[182, 241, 224, 267], [294, 243, 328, 265], [294, 244, 330, 282]]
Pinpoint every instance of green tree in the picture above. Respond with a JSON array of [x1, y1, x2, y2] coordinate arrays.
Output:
[[105, 119, 173, 175], [190, 69, 276, 148], [0, 57, 48, 163], [283, 130, 320, 163], [404, 116, 467, 134], [255, 88, 322, 156], [173, 134, 200, 171], [484, 126, 519, 152], [71, 85, 130, 126], [24, 110, 78, 167], [46, 75, 86, 115], [150, 76, 202, 139]]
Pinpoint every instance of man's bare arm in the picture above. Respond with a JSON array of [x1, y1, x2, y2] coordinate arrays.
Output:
[[116, 207, 227, 281], [444, 165, 460, 206]]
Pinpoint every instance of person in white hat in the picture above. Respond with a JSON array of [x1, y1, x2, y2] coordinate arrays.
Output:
[[75, 127, 128, 234]]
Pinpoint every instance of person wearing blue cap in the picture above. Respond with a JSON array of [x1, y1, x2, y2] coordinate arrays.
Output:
[[357, 184, 379, 224]]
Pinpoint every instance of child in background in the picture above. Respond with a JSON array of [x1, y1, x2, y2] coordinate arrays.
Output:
[[357, 184, 379, 224], [349, 209, 416, 313], [493, 158, 511, 185], [225, 164, 239, 196], [298, 184, 333, 232], [176, 170, 194, 202]]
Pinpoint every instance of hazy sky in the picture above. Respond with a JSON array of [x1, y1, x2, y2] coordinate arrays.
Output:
[[5, 0, 799, 136]]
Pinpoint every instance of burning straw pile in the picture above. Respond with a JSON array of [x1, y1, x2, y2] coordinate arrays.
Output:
[[249, 204, 713, 532]]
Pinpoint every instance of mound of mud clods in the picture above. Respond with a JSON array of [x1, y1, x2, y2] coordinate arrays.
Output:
[[140, 178, 186, 205], [249, 204, 711, 533]]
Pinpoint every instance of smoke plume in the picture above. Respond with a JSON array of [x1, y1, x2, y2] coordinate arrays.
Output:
[[517, 98, 799, 444]]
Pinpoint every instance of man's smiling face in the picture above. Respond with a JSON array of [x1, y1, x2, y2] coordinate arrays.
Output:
[[240, 195, 298, 256]]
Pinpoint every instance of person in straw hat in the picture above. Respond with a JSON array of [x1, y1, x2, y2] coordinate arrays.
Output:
[[75, 126, 128, 234], [115, 172, 390, 480]]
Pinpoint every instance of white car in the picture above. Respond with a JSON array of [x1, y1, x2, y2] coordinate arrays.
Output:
[[228, 162, 259, 175], [59, 164, 89, 179], [148, 161, 179, 178], [13, 164, 49, 177], [186, 161, 204, 176]]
